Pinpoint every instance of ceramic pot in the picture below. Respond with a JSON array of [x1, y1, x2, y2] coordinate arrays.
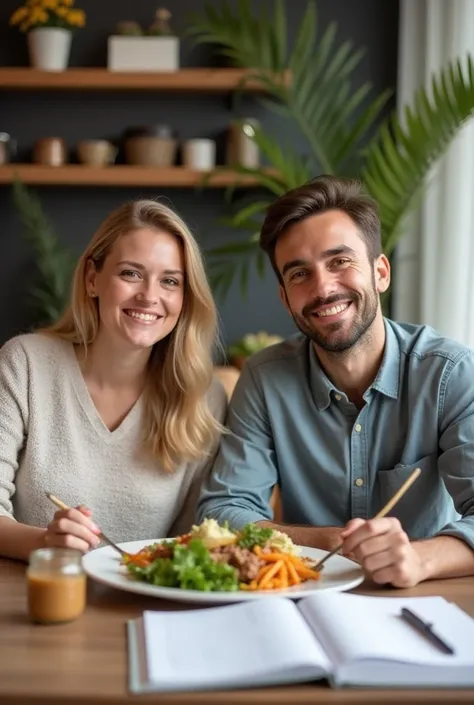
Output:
[[77, 140, 117, 166], [124, 125, 177, 167], [28, 28, 72, 71], [33, 137, 67, 166]]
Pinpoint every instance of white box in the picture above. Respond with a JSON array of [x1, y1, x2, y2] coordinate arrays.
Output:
[[107, 36, 179, 72]]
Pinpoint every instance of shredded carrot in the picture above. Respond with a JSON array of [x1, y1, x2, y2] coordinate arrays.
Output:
[[243, 550, 320, 591], [255, 563, 274, 582], [259, 559, 284, 588], [280, 561, 288, 588], [286, 561, 301, 585]]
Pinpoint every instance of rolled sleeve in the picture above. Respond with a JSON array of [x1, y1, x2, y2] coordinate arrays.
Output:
[[196, 361, 278, 529], [437, 351, 474, 549]]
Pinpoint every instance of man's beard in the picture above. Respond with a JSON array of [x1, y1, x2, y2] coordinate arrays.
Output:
[[289, 279, 379, 353]]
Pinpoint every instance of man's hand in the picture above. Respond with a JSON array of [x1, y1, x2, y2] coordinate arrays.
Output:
[[340, 517, 425, 588], [320, 526, 346, 553]]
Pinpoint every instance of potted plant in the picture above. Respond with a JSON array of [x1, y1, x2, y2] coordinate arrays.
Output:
[[9, 0, 86, 71], [227, 331, 283, 369], [214, 330, 283, 400], [186, 0, 474, 308], [108, 8, 179, 72]]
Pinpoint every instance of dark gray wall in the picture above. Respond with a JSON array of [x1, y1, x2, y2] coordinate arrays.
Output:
[[0, 0, 399, 353]]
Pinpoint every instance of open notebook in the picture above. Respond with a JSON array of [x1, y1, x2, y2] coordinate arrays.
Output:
[[127, 593, 474, 693]]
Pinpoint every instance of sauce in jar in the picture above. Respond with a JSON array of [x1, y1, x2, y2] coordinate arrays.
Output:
[[27, 548, 86, 624]]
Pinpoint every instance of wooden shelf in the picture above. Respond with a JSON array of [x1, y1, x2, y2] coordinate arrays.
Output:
[[0, 67, 283, 92], [0, 165, 272, 187]]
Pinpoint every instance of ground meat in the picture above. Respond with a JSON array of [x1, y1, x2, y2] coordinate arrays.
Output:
[[210, 545, 264, 583], [147, 543, 174, 560]]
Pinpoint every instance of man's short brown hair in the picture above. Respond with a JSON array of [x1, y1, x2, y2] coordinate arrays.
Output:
[[259, 175, 382, 280]]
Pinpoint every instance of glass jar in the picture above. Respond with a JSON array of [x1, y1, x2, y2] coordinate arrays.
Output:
[[226, 118, 260, 169], [27, 548, 86, 624]]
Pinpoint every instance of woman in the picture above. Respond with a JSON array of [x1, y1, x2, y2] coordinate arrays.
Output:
[[0, 199, 227, 561]]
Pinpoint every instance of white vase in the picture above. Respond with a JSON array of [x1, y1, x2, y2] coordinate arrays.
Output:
[[28, 27, 72, 71]]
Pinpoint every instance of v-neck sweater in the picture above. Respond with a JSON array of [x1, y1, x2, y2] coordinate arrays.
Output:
[[0, 333, 227, 542]]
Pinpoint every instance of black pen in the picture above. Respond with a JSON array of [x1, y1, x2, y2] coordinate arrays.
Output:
[[400, 607, 455, 655]]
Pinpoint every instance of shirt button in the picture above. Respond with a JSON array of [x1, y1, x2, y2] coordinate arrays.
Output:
[[334, 394, 341, 401], [355, 478, 364, 487], [355, 423, 362, 432]]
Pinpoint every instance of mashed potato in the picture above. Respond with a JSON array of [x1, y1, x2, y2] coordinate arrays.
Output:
[[190, 518, 237, 548], [269, 530, 301, 556]]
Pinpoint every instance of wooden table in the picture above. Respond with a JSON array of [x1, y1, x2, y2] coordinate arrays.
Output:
[[2, 557, 474, 705]]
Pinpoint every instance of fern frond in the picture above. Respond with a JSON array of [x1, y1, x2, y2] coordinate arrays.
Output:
[[12, 180, 76, 323]]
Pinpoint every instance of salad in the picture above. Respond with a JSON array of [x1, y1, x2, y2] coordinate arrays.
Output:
[[122, 519, 320, 592]]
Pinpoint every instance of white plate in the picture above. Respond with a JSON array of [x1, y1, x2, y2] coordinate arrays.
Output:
[[83, 539, 364, 604]]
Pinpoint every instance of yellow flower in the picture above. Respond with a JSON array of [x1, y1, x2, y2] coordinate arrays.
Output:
[[9, 6, 29, 25], [10, 0, 84, 31], [66, 8, 85, 26], [29, 7, 48, 23]]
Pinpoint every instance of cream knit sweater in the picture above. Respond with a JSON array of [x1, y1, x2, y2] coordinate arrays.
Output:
[[0, 333, 227, 542]]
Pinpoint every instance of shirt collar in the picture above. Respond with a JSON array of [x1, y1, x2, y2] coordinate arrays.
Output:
[[370, 319, 400, 400], [308, 318, 400, 410]]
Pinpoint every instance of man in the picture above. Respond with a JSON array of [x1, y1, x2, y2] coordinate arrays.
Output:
[[198, 175, 474, 588]]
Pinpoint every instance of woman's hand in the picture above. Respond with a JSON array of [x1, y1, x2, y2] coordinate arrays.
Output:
[[44, 505, 102, 553]]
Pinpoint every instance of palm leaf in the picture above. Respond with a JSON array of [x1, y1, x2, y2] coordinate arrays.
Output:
[[207, 238, 263, 301], [187, 1, 389, 176], [363, 55, 474, 256], [219, 200, 273, 228], [185, 0, 283, 71], [250, 126, 314, 189]]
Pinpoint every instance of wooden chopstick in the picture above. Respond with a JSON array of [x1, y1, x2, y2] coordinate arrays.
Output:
[[312, 467, 422, 571], [45, 492, 127, 557]]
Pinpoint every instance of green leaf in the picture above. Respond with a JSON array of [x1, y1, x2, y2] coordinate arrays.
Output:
[[222, 200, 272, 227], [289, 1, 317, 75], [363, 55, 474, 257], [12, 180, 76, 324], [207, 235, 261, 302], [272, 0, 287, 70]]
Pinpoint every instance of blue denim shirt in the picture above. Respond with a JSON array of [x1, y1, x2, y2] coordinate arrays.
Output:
[[198, 319, 474, 548]]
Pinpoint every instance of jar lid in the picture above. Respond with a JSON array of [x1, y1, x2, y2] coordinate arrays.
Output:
[[29, 547, 83, 566], [123, 124, 176, 139]]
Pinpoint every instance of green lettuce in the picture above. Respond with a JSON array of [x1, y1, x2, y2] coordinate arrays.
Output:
[[236, 523, 273, 550], [127, 538, 239, 592]]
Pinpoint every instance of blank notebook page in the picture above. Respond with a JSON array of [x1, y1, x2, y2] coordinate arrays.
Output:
[[300, 593, 474, 667], [143, 598, 331, 686]]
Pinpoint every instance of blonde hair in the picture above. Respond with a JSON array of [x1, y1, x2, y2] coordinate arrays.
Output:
[[45, 199, 223, 472]]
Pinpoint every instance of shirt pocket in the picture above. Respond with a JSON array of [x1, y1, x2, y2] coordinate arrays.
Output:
[[374, 453, 448, 539]]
